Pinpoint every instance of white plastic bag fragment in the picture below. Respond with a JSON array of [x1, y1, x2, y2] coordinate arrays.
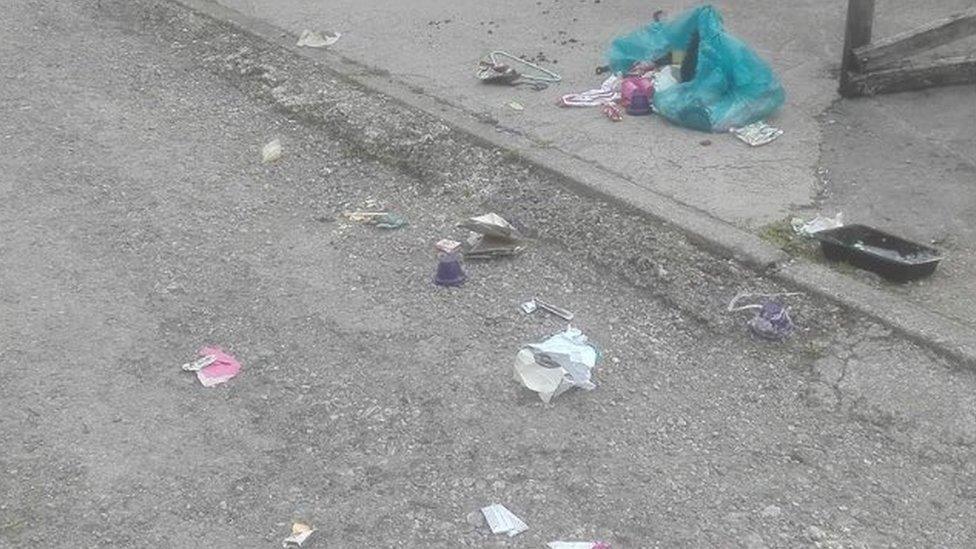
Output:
[[791, 213, 844, 237], [262, 139, 283, 163], [480, 504, 528, 537], [513, 327, 600, 403], [548, 543, 610, 549], [296, 29, 341, 48], [652, 65, 679, 94]]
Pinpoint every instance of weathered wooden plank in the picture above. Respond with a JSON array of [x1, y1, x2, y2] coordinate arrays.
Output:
[[840, 0, 876, 95], [853, 7, 976, 71], [844, 54, 976, 96]]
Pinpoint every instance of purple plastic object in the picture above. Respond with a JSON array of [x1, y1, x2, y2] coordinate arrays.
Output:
[[626, 91, 652, 115], [434, 253, 466, 286], [620, 75, 653, 106], [748, 301, 794, 340]]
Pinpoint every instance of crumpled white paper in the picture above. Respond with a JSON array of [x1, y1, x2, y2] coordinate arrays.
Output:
[[513, 327, 600, 403]]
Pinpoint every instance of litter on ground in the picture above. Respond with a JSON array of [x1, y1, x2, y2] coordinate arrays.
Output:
[[480, 504, 528, 537], [343, 211, 407, 229], [791, 213, 844, 237], [460, 213, 525, 259], [282, 522, 315, 547], [434, 251, 466, 287], [434, 238, 462, 254], [514, 327, 601, 403], [296, 29, 341, 48], [548, 542, 612, 549], [728, 292, 800, 341], [558, 75, 622, 108], [477, 50, 561, 90], [183, 346, 241, 387], [521, 298, 574, 321], [508, 101, 525, 111], [731, 121, 784, 146], [181, 354, 216, 372], [262, 139, 283, 163], [603, 5, 784, 131], [748, 301, 795, 341]]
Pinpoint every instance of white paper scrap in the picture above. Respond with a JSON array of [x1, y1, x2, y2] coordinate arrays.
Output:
[[480, 504, 528, 537]]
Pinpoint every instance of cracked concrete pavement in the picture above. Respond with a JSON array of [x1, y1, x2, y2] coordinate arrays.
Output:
[[3, 0, 976, 547]]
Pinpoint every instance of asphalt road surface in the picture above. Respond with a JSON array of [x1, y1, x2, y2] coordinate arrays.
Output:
[[3, 1, 976, 547]]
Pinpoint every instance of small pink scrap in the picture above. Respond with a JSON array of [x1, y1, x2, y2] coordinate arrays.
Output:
[[195, 346, 241, 387]]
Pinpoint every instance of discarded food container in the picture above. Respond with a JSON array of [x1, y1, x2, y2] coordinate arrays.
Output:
[[812, 224, 942, 282], [434, 252, 467, 286]]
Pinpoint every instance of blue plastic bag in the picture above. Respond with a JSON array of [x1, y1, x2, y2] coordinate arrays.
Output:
[[606, 5, 785, 132]]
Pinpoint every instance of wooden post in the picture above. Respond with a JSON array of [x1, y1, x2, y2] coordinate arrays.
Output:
[[843, 55, 976, 96], [853, 7, 976, 72], [840, 0, 876, 96]]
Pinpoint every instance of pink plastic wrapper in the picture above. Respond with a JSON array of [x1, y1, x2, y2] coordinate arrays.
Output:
[[619, 75, 653, 108], [195, 346, 241, 387]]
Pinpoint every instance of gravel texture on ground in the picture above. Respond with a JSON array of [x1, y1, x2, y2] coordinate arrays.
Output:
[[2, 1, 976, 547]]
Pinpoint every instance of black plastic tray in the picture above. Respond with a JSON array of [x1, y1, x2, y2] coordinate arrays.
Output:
[[812, 224, 942, 282]]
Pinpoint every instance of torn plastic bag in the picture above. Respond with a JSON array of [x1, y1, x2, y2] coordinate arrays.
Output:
[[513, 327, 601, 403], [605, 5, 784, 132]]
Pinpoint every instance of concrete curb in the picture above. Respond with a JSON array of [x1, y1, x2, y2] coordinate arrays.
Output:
[[169, 0, 976, 367]]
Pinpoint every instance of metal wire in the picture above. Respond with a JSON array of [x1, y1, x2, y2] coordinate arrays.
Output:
[[484, 50, 561, 83]]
